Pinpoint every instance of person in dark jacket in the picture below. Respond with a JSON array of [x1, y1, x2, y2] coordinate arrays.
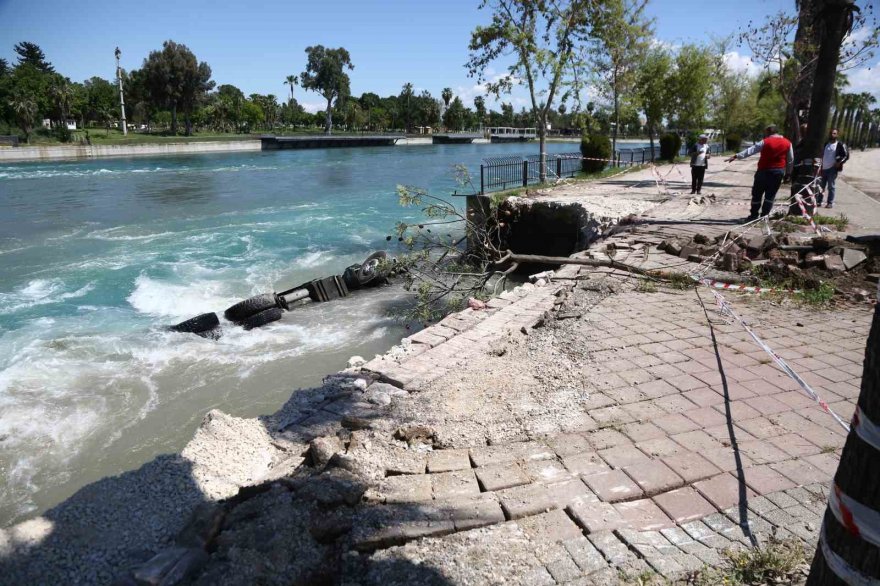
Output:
[[689, 134, 710, 194], [816, 128, 849, 208], [726, 124, 793, 221]]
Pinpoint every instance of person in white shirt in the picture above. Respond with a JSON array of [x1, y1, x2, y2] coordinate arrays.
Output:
[[689, 134, 710, 194], [817, 128, 849, 209]]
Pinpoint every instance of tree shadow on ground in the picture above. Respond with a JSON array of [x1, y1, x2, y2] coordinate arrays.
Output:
[[696, 288, 759, 548]]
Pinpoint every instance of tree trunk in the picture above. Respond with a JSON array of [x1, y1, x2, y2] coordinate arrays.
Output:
[[786, 0, 821, 141], [185, 113, 192, 137], [807, 303, 880, 584], [539, 115, 547, 183], [648, 122, 656, 161], [171, 103, 178, 135], [791, 0, 853, 215], [325, 97, 333, 135]]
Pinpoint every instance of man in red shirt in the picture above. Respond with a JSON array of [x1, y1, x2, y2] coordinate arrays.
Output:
[[725, 125, 793, 221]]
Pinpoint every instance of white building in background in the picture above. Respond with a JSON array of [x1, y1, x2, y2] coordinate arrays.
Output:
[[41, 118, 77, 130]]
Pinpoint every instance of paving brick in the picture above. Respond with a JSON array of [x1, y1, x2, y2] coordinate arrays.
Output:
[[694, 473, 756, 510], [715, 400, 762, 421], [547, 432, 592, 457], [637, 437, 687, 458], [662, 452, 722, 484], [588, 530, 647, 571], [680, 520, 731, 549], [684, 406, 729, 428], [545, 478, 598, 509], [561, 452, 612, 477], [568, 500, 627, 533], [474, 462, 532, 492], [587, 428, 631, 450], [636, 379, 678, 399], [518, 508, 584, 543], [498, 482, 556, 520], [520, 565, 555, 586], [653, 486, 717, 524], [747, 395, 792, 416], [623, 460, 684, 496], [599, 444, 650, 469], [525, 459, 572, 484], [563, 536, 608, 574], [469, 441, 555, 467], [654, 413, 700, 434], [614, 498, 674, 531], [670, 429, 724, 452], [446, 496, 506, 531], [742, 465, 796, 495], [804, 452, 842, 476], [771, 459, 832, 487], [431, 469, 481, 500], [701, 446, 753, 473], [546, 555, 582, 583], [380, 474, 433, 503], [621, 421, 666, 442], [736, 440, 790, 466], [427, 448, 472, 473], [583, 470, 644, 503]]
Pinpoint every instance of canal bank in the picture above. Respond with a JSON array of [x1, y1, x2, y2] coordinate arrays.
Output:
[[4, 153, 878, 584]]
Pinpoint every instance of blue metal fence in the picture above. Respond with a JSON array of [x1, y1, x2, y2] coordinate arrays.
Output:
[[479, 144, 723, 194]]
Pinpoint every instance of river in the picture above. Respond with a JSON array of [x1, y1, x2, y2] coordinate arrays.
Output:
[[0, 141, 609, 526]]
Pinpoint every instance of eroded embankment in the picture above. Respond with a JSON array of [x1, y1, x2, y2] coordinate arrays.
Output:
[[0, 189, 660, 585]]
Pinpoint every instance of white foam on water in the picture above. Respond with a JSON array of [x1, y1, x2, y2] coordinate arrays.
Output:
[[127, 274, 240, 320], [0, 279, 95, 315]]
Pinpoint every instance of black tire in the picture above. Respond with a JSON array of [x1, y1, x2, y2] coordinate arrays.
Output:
[[240, 307, 283, 330], [342, 265, 363, 290], [169, 312, 219, 334], [224, 294, 279, 322], [357, 251, 387, 285]]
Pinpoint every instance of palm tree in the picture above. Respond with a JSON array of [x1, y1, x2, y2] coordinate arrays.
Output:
[[441, 88, 453, 110], [284, 75, 298, 106], [9, 91, 38, 143]]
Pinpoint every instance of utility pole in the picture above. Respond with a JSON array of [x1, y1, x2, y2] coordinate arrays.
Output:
[[115, 47, 127, 136]]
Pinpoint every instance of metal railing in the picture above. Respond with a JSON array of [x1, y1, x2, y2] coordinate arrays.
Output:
[[479, 144, 723, 193]]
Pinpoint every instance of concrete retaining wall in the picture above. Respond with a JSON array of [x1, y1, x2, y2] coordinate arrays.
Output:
[[0, 140, 261, 162]]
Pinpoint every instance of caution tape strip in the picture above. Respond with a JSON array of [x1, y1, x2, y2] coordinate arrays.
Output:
[[829, 483, 880, 547], [853, 406, 880, 453], [698, 278, 799, 294], [819, 522, 880, 586], [694, 279, 851, 433]]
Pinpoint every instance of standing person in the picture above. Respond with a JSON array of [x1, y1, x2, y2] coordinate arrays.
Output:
[[725, 124, 793, 221], [816, 128, 849, 208], [689, 134, 710, 194]]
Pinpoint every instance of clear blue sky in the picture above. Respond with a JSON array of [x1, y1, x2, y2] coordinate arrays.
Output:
[[5, 0, 870, 112]]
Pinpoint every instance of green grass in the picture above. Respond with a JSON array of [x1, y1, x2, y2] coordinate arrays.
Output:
[[20, 127, 388, 146], [787, 213, 849, 231], [636, 278, 658, 293], [662, 272, 695, 290], [795, 281, 836, 306], [692, 539, 807, 585]]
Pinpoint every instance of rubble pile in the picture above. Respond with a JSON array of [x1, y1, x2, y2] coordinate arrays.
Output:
[[658, 231, 880, 301]]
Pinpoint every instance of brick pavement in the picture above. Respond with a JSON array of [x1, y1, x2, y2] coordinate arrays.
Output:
[[337, 160, 874, 582]]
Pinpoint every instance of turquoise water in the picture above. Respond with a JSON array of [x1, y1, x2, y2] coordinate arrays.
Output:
[[0, 142, 585, 525]]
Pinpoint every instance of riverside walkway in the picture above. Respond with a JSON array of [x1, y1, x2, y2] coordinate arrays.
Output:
[[3, 151, 878, 585]]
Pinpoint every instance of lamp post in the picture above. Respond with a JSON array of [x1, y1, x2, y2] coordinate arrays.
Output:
[[115, 47, 127, 136]]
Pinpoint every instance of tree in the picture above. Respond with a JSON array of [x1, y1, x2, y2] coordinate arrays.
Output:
[[140, 40, 213, 135], [443, 96, 467, 130], [468, 0, 592, 182], [399, 82, 416, 132], [588, 0, 653, 153], [8, 89, 37, 142], [441, 87, 453, 110], [741, 4, 878, 141], [635, 46, 672, 160], [474, 95, 487, 129], [668, 44, 715, 131], [284, 75, 298, 106], [14, 42, 53, 73], [84, 77, 117, 127], [300, 45, 354, 135]]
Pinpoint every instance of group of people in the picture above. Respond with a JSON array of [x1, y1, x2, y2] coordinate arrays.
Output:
[[687, 125, 850, 222]]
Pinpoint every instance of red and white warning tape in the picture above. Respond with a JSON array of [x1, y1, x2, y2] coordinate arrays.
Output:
[[698, 278, 799, 294], [852, 406, 880, 453], [695, 280, 851, 433], [829, 483, 880, 546], [819, 523, 878, 586]]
